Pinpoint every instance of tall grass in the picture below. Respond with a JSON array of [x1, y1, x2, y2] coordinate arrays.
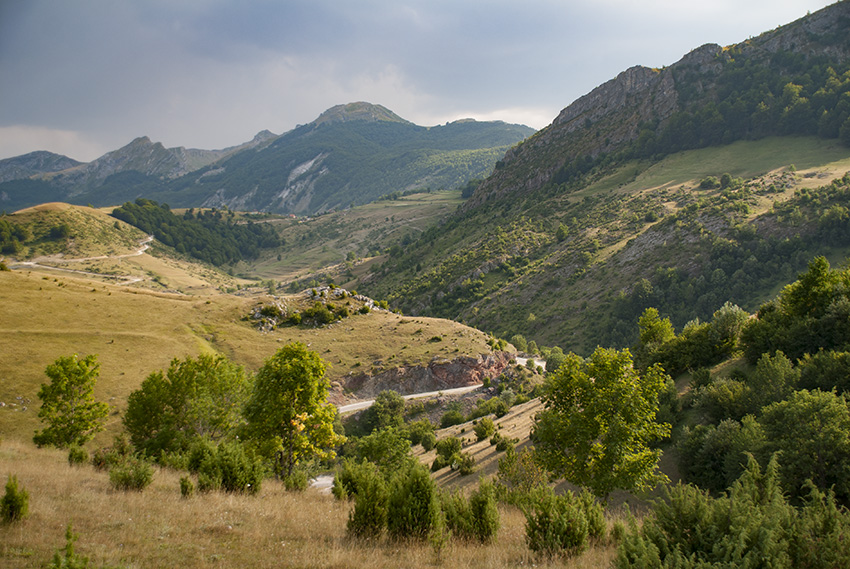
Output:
[[0, 440, 616, 568]]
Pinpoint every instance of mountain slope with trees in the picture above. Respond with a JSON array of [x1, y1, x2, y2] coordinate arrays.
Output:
[[0, 103, 533, 215], [359, 2, 850, 356]]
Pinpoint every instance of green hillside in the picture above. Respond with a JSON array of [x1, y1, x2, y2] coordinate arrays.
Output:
[[359, 137, 850, 355], [0, 104, 533, 215]]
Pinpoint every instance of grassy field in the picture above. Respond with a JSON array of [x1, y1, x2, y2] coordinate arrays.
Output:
[[0, 266, 496, 445], [0, 440, 620, 569]]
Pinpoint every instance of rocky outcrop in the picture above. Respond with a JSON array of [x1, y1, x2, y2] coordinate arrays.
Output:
[[338, 351, 512, 400], [465, 1, 850, 209]]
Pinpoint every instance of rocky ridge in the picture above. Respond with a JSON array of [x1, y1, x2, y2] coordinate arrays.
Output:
[[466, 1, 850, 208]]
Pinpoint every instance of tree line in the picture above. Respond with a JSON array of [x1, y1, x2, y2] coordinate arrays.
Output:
[[111, 198, 281, 266]]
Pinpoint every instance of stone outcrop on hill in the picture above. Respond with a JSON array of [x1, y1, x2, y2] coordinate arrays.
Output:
[[335, 351, 512, 400]]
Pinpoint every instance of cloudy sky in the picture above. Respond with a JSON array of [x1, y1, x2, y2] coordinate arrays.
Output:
[[0, 0, 837, 162]]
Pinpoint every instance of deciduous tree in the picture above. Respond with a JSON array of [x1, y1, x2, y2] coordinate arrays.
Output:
[[533, 347, 670, 499], [244, 343, 344, 477], [33, 354, 108, 448], [123, 353, 251, 456]]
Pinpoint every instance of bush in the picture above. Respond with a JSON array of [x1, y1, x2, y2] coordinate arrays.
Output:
[[431, 454, 449, 472], [435, 437, 462, 461], [578, 490, 606, 542], [614, 455, 850, 569], [1, 475, 29, 523], [420, 431, 436, 451], [109, 456, 154, 491], [334, 459, 382, 500], [217, 442, 264, 494], [387, 464, 441, 540], [441, 490, 474, 538], [347, 464, 388, 539], [283, 469, 308, 492], [180, 476, 194, 498], [48, 524, 89, 569], [91, 434, 132, 471], [67, 445, 88, 467], [406, 419, 435, 447], [196, 441, 264, 494], [468, 479, 500, 542], [453, 452, 476, 476], [525, 491, 589, 558], [474, 417, 496, 441], [440, 409, 465, 428], [187, 438, 217, 473]]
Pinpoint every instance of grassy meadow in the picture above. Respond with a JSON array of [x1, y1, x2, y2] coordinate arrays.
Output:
[[0, 264, 496, 445], [0, 439, 622, 569]]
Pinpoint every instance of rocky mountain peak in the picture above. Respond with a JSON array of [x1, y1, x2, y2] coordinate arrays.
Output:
[[313, 102, 411, 127]]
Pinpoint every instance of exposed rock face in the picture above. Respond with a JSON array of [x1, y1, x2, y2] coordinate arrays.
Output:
[[465, 1, 850, 209], [339, 351, 512, 400]]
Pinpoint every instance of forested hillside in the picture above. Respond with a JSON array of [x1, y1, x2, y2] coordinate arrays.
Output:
[[360, 3, 850, 356], [111, 199, 281, 266]]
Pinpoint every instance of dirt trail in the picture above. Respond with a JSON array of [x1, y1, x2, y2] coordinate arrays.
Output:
[[9, 235, 154, 283]]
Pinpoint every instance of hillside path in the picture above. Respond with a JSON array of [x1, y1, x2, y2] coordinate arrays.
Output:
[[9, 235, 153, 282]]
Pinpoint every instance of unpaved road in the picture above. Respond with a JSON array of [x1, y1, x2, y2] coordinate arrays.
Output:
[[10, 235, 154, 283]]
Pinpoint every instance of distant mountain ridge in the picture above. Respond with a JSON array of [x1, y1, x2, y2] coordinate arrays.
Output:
[[0, 151, 82, 184], [0, 103, 533, 214]]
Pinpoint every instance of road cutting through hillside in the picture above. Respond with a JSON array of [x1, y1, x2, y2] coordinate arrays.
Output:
[[337, 383, 484, 413]]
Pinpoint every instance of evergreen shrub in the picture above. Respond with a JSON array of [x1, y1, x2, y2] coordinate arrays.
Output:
[[67, 445, 88, 467], [525, 491, 589, 558], [387, 464, 441, 540], [180, 476, 194, 498], [109, 456, 154, 491], [347, 464, 388, 539], [1, 474, 29, 523]]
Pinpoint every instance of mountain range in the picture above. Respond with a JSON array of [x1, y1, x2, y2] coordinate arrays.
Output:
[[0, 102, 533, 214]]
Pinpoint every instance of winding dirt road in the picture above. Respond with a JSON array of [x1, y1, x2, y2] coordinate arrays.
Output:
[[9, 235, 154, 283]]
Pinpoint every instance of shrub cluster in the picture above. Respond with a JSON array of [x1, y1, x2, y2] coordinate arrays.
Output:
[[1, 474, 29, 523], [524, 489, 606, 558], [441, 479, 500, 542], [193, 441, 264, 494], [108, 456, 154, 491], [615, 455, 850, 569]]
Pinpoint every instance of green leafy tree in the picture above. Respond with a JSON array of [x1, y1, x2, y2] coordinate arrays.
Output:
[[636, 307, 675, 366], [533, 347, 671, 499], [360, 390, 405, 434], [760, 389, 850, 503], [124, 353, 251, 456], [354, 427, 414, 476], [33, 354, 108, 448], [244, 343, 344, 478]]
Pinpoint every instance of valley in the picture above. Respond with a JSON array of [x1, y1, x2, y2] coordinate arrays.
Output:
[[3, 3, 850, 567]]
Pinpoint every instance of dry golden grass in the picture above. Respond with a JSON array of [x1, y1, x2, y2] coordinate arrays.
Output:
[[1, 267, 496, 446], [0, 440, 617, 569]]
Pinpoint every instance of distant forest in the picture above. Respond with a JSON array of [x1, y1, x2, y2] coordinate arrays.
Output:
[[111, 199, 281, 266]]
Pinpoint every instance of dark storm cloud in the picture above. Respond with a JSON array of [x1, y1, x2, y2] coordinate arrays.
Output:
[[0, 0, 837, 161]]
